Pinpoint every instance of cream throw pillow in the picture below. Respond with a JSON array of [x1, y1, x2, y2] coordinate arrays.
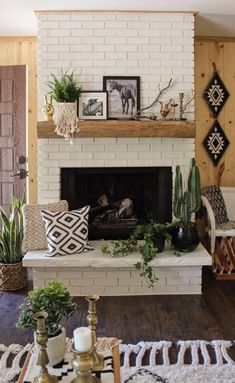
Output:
[[22, 200, 68, 252]]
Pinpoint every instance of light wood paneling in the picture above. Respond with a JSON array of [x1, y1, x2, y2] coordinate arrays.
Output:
[[195, 38, 235, 187], [0, 37, 37, 203], [38, 120, 195, 139]]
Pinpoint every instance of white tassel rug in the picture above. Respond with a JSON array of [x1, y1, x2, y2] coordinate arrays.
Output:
[[0, 340, 235, 383], [120, 341, 235, 382]]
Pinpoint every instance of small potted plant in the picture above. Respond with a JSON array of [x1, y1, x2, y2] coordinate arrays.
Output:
[[172, 158, 201, 252], [17, 280, 77, 366], [47, 69, 82, 140], [0, 196, 27, 291]]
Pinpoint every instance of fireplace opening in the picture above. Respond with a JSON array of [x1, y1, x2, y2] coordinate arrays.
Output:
[[61, 167, 172, 240]]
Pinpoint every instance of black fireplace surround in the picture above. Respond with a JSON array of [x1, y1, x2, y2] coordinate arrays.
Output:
[[61, 167, 172, 240]]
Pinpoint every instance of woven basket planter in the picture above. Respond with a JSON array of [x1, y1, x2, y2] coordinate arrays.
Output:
[[0, 262, 27, 291]]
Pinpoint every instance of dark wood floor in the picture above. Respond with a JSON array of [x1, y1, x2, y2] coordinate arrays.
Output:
[[0, 267, 235, 347]]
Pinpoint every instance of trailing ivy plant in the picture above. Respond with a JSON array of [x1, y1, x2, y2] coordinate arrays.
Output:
[[101, 222, 175, 288]]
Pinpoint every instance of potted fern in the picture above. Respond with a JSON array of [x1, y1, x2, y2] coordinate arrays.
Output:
[[172, 158, 201, 252], [0, 196, 27, 291], [17, 280, 77, 366], [47, 69, 82, 140]]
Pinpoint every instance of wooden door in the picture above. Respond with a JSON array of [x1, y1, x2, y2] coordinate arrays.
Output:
[[0, 65, 27, 211]]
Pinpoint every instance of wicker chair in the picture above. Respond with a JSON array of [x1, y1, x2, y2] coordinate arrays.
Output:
[[201, 185, 235, 279]]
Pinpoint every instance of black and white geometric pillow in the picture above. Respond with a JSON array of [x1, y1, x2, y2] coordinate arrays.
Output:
[[41, 206, 93, 257], [201, 185, 229, 224]]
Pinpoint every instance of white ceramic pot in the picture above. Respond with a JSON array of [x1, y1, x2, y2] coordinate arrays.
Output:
[[34, 327, 66, 366]]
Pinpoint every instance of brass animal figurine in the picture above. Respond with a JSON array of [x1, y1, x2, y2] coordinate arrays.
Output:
[[159, 100, 172, 118]]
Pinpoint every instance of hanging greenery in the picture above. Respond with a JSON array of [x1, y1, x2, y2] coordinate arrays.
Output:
[[101, 222, 175, 288]]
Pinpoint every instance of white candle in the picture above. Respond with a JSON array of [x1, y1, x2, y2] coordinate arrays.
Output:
[[73, 327, 92, 352]]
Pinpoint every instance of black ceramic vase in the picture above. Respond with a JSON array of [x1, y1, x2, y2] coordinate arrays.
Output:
[[152, 233, 165, 253], [171, 223, 200, 252]]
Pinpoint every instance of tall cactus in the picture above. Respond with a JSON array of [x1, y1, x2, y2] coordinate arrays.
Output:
[[173, 158, 201, 225]]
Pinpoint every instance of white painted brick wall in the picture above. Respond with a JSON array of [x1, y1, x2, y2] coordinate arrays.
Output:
[[38, 137, 195, 204], [37, 11, 195, 121], [32, 266, 202, 295], [35, 11, 197, 298]]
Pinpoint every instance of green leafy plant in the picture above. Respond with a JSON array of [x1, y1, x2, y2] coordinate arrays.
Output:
[[173, 158, 201, 225], [17, 280, 77, 337], [0, 196, 25, 264], [101, 223, 175, 288], [47, 69, 82, 102]]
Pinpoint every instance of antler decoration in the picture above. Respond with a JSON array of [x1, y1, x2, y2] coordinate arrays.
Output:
[[134, 78, 173, 119]]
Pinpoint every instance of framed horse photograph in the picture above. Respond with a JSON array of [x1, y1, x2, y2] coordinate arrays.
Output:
[[103, 76, 140, 120], [78, 91, 107, 120]]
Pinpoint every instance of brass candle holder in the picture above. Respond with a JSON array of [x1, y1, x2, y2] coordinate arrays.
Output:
[[86, 295, 104, 371], [179, 92, 184, 120], [33, 311, 58, 383], [71, 347, 100, 383]]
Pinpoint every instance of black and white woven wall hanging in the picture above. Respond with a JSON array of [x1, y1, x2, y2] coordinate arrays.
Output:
[[203, 71, 230, 118], [203, 120, 230, 166]]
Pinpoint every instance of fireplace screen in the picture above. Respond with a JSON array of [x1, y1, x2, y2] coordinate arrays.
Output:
[[61, 167, 172, 239]]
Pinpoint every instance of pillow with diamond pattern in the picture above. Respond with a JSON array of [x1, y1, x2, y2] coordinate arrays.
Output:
[[22, 200, 69, 252], [41, 206, 93, 257]]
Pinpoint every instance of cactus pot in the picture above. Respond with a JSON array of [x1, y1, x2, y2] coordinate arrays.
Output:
[[171, 223, 200, 252], [152, 233, 165, 253]]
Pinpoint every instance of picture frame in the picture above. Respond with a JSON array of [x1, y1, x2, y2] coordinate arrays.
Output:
[[78, 91, 107, 120], [103, 76, 140, 120]]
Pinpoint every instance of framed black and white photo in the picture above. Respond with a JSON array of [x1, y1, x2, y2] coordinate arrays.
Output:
[[78, 91, 107, 120], [103, 76, 140, 119]]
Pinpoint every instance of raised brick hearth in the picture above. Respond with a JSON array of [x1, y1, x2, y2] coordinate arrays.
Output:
[[23, 243, 211, 296]]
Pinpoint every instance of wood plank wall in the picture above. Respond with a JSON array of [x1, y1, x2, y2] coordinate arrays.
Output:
[[0, 37, 37, 203], [195, 37, 235, 187]]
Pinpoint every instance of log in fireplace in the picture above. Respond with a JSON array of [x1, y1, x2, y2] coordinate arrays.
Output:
[[61, 167, 172, 239]]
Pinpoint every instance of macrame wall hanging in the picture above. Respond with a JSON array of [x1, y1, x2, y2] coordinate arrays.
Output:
[[203, 120, 230, 166], [54, 102, 80, 144], [202, 63, 230, 118]]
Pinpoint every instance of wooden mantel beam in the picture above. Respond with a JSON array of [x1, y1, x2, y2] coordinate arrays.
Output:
[[37, 120, 195, 139]]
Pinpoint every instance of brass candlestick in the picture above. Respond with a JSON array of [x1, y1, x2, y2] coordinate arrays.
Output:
[[71, 347, 100, 383], [86, 295, 104, 371], [33, 311, 58, 383], [179, 92, 184, 120]]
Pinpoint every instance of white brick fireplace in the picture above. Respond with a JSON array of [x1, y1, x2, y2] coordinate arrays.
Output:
[[38, 137, 195, 204], [25, 10, 212, 296], [36, 10, 195, 203]]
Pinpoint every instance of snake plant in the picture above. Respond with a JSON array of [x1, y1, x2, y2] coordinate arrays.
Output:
[[0, 196, 25, 264]]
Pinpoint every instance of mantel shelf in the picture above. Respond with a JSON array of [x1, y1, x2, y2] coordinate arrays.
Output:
[[37, 120, 195, 139]]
